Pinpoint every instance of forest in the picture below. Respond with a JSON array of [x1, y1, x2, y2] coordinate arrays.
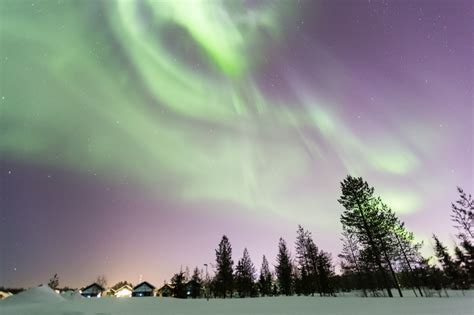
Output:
[[120, 176, 474, 299]]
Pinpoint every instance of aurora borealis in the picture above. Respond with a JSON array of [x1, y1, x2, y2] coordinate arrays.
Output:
[[0, 0, 472, 288]]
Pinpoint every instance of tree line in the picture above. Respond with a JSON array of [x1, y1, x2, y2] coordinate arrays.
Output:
[[43, 175, 473, 298], [166, 176, 472, 299]]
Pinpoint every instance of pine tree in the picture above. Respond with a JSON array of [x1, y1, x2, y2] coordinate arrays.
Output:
[[453, 246, 469, 290], [373, 200, 403, 297], [215, 235, 234, 298], [338, 176, 394, 297], [433, 235, 461, 289], [459, 238, 474, 286], [171, 270, 186, 298], [275, 237, 293, 296], [189, 267, 203, 298], [317, 251, 335, 296], [258, 255, 273, 296], [235, 248, 256, 298], [295, 225, 316, 296]]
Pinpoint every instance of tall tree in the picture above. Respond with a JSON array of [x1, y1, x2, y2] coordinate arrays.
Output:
[[391, 221, 424, 297], [215, 235, 234, 298], [189, 267, 203, 299], [234, 248, 256, 297], [171, 270, 187, 298], [373, 200, 403, 297], [338, 176, 394, 297], [433, 234, 461, 289], [258, 255, 273, 296], [295, 225, 315, 296], [275, 238, 293, 296], [317, 251, 335, 296]]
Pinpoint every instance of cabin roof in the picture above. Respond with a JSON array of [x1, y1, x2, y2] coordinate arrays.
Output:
[[157, 283, 174, 290], [133, 281, 155, 291], [115, 284, 133, 292], [81, 283, 105, 292]]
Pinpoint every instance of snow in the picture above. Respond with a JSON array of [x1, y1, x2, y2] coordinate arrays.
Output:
[[62, 290, 84, 300], [0, 285, 65, 306], [1, 290, 472, 315]]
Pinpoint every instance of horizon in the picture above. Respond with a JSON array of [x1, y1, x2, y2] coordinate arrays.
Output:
[[1, 0, 472, 289]]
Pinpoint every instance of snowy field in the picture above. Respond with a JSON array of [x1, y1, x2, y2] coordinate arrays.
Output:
[[1, 286, 473, 315]]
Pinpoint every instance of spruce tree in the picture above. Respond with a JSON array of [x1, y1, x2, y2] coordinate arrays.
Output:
[[433, 234, 461, 289], [317, 251, 335, 296], [189, 267, 203, 298], [275, 237, 293, 296], [215, 235, 234, 298], [459, 238, 474, 286], [295, 225, 315, 295], [258, 255, 273, 296], [171, 270, 187, 298], [235, 248, 256, 298]]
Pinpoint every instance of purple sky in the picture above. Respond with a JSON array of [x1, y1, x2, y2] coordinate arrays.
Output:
[[1, 0, 472, 288]]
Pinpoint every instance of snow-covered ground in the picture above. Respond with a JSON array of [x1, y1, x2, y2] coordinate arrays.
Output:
[[1, 286, 472, 315]]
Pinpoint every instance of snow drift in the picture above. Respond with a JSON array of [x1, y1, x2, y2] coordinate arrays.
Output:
[[0, 285, 65, 305]]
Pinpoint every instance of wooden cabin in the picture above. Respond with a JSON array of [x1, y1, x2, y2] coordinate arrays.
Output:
[[156, 283, 174, 297], [0, 290, 12, 300], [114, 284, 133, 298], [132, 281, 155, 297], [80, 283, 105, 298]]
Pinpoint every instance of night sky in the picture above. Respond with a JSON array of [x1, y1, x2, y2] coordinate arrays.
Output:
[[1, 0, 472, 288]]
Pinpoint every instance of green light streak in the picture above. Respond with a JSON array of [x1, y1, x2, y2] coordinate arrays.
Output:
[[0, 0, 430, 225]]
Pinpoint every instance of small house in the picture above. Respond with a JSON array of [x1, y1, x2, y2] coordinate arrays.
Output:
[[114, 284, 133, 298], [132, 281, 155, 297], [156, 283, 174, 297], [80, 283, 105, 298], [0, 290, 12, 300]]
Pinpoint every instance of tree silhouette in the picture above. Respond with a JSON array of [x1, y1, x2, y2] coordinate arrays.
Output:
[[275, 237, 292, 296], [215, 235, 234, 298]]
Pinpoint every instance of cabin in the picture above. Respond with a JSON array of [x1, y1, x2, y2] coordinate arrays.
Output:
[[80, 283, 105, 298], [132, 281, 155, 297], [114, 284, 133, 298], [156, 283, 174, 297], [0, 290, 12, 300]]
